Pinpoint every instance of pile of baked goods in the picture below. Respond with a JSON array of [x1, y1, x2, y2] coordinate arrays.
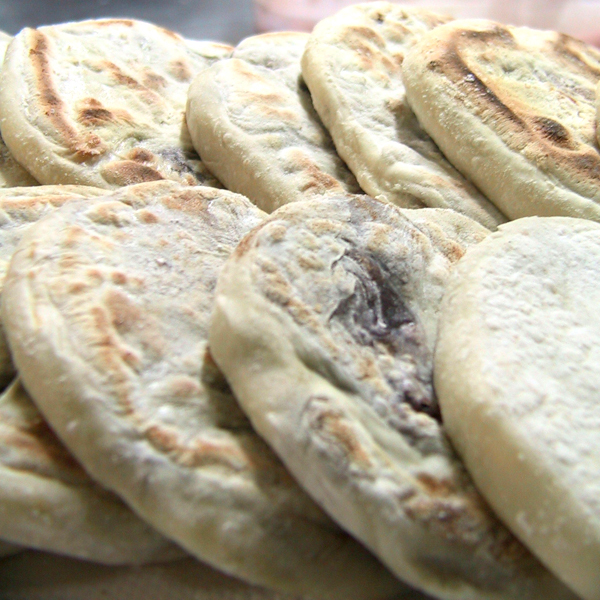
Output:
[[0, 3, 598, 600]]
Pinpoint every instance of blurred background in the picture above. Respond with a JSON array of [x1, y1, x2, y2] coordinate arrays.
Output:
[[1, 0, 600, 45]]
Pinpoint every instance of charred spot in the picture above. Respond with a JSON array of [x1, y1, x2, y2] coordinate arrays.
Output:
[[78, 106, 116, 126], [533, 116, 573, 147], [374, 11, 385, 23]]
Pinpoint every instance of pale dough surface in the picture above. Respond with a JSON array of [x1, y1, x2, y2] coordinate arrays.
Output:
[[434, 216, 600, 600]]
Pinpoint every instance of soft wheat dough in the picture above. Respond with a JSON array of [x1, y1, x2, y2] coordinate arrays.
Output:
[[208, 194, 579, 600], [301, 2, 504, 228], [434, 216, 600, 600], [0, 378, 183, 564], [0, 184, 106, 390], [402, 19, 600, 221], [186, 32, 362, 213], [0, 32, 38, 188], [0, 19, 228, 189], [2, 181, 410, 600]]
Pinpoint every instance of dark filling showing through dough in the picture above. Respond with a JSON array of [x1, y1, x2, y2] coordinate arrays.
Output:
[[330, 248, 440, 421]]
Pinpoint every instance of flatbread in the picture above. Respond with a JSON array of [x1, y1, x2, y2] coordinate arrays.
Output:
[[208, 194, 579, 600], [0, 32, 38, 188], [0, 378, 183, 564], [402, 19, 600, 222], [0, 19, 228, 189], [301, 2, 505, 229], [434, 216, 600, 600], [2, 181, 410, 599], [186, 32, 362, 213], [0, 184, 106, 390]]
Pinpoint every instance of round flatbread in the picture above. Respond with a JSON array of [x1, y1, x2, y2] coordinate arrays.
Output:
[[0, 184, 106, 390], [434, 216, 600, 600], [208, 194, 579, 600], [402, 19, 600, 222], [301, 2, 505, 229], [1, 181, 409, 599], [0, 19, 227, 189], [0, 378, 183, 564], [186, 32, 362, 213]]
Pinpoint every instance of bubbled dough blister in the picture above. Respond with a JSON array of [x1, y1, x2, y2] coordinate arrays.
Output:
[[435, 216, 600, 600], [209, 194, 579, 600], [0, 19, 229, 189], [300, 2, 505, 229], [1, 181, 409, 600], [186, 31, 362, 214]]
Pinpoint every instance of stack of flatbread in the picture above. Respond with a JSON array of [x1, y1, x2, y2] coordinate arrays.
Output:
[[0, 4, 599, 600]]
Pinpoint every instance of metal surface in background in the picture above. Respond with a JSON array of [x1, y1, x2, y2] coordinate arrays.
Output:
[[0, 0, 255, 44]]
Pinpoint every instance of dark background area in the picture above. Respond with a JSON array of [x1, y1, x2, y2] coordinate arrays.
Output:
[[0, 0, 256, 44]]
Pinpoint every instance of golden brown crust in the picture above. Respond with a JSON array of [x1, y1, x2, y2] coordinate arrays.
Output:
[[424, 24, 600, 184]]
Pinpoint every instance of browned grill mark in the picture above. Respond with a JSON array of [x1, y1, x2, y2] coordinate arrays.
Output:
[[28, 30, 107, 159], [158, 26, 183, 41], [75, 97, 135, 128], [105, 288, 142, 334], [436, 24, 600, 182], [99, 60, 165, 105], [111, 271, 128, 285], [417, 472, 456, 497], [552, 33, 600, 79], [309, 401, 372, 469], [102, 160, 165, 186], [138, 209, 159, 224], [168, 58, 192, 82], [5, 422, 86, 479], [95, 19, 135, 27], [129, 148, 154, 163], [145, 425, 247, 470], [143, 71, 168, 91], [289, 152, 344, 195], [533, 116, 576, 148], [162, 190, 210, 214]]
